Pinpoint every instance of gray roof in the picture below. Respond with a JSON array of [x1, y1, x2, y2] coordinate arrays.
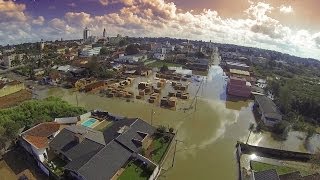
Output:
[[49, 125, 105, 153], [64, 139, 104, 171], [49, 118, 157, 180], [255, 95, 282, 121], [116, 119, 156, 152], [253, 169, 280, 180], [66, 125, 106, 146], [49, 128, 78, 152], [279, 171, 301, 180], [77, 141, 132, 180], [102, 118, 136, 144]]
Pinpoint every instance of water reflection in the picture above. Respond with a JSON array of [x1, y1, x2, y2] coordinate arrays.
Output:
[[249, 154, 258, 160]]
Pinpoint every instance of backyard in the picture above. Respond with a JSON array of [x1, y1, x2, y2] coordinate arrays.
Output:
[[118, 161, 153, 180], [251, 161, 310, 176], [146, 132, 173, 164]]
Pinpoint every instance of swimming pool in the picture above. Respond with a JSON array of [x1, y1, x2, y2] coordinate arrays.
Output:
[[81, 118, 97, 128]]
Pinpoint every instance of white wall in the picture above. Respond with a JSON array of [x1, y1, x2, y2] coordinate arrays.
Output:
[[31, 144, 47, 162], [38, 161, 50, 176], [20, 138, 47, 162], [79, 112, 92, 121], [55, 117, 79, 124], [149, 166, 160, 180]]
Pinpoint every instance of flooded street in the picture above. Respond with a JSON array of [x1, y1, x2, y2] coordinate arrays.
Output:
[[35, 65, 254, 180], [34, 65, 319, 180]]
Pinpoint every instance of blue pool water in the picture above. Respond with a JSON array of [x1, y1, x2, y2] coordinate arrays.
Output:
[[81, 118, 97, 128]]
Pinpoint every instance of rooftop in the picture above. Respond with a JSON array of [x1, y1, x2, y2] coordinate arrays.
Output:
[[253, 169, 280, 180], [230, 69, 250, 76], [116, 119, 156, 152], [21, 122, 61, 149], [49, 117, 157, 180], [255, 95, 282, 121], [226, 61, 249, 68]]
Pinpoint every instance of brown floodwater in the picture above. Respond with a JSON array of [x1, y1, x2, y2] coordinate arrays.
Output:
[[36, 65, 256, 180], [35, 65, 319, 180]]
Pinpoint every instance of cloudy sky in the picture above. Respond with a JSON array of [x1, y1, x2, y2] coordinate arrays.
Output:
[[1, 0, 320, 59]]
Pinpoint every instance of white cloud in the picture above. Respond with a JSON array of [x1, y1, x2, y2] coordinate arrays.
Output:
[[65, 12, 92, 27], [0, 0, 28, 23], [32, 16, 45, 25], [280, 5, 293, 14], [0, 0, 319, 59], [99, 0, 109, 6]]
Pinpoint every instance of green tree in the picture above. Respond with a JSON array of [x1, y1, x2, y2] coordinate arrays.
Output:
[[279, 85, 291, 114], [273, 121, 290, 140], [0, 98, 86, 148], [195, 51, 205, 59], [100, 47, 110, 55], [88, 56, 99, 76], [169, 127, 174, 134], [306, 126, 316, 141], [119, 39, 128, 47], [160, 64, 169, 73], [157, 125, 167, 134], [125, 44, 140, 55], [11, 55, 21, 66]]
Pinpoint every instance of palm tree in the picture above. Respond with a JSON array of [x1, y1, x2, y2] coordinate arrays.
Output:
[[246, 123, 255, 144]]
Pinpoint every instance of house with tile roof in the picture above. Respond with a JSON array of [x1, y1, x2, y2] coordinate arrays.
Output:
[[19, 112, 168, 180], [19, 122, 62, 162], [48, 118, 158, 180], [19, 122, 63, 175]]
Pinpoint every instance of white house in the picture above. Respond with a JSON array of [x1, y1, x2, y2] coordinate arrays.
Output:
[[80, 47, 101, 57], [19, 122, 62, 162], [2, 53, 24, 68], [154, 53, 165, 60], [115, 54, 147, 64]]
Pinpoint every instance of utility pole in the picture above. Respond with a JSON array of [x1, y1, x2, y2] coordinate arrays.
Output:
[[194, 96, 198, 112], [171, 130, 185, 167], [151, 109, 155, 125], [76, 93, 79, 107], [172, 139, 178, 167]]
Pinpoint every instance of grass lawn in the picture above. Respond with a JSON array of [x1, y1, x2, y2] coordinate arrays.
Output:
[[150, 137, 170, 164], [118, 161, 151, 180], [94, 120, 113, 131], [251, 161, 309, 176], [146, 61, 182, 68]]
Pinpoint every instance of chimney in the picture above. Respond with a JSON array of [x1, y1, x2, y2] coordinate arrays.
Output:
[[74, 133, 84, 143]]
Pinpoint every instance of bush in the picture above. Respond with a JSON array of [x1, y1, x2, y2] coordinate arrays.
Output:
[[0, 98, 86, 147], [164, 135, 170, 143], [273, 121, 290, 140], [157, 125, 166, 134], [169, 127, 174, 133]]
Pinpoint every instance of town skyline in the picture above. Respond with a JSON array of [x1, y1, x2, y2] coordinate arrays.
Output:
[[1, 0, 320, 59]]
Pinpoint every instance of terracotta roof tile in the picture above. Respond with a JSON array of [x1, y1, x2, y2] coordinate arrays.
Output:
[[22, 122, 61, 149]]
